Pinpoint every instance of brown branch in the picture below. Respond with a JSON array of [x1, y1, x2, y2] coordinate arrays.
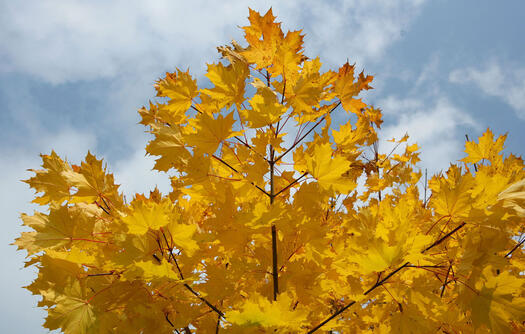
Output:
[[363, 262, 410, 295], [232, 135, 268, 161], [274, 172, 308, 198], [165, 313, 174, 327], [308, 222, 467, 333], [95, 200, 111, 215], [100, 196, 111, 211], [191, 105, 203, 114], [160, 230, 224, 318], [465, 134, 478, 172], [215, 313, 221, 334], [211, 154, 270, 198], [307, 300, 357, 334], [274, 101, 341, 164], [271, 224, 278, 300], [505, 237, 525, 258], [87, 272, 114, 277], [422, 222, 466, 253], [440, 263, 452, 297], [269, 146, 279, 301]]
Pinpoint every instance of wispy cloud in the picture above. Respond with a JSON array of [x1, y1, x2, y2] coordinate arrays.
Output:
[[449, 60, 525, 119], [0, 127, 98, 333], [376, 55, 480, 175], [0, 0, 427, 84], [113, 147, 172, 200], [380, 96, 478, 174]]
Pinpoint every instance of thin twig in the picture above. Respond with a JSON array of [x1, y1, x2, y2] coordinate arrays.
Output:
[[87, 272, 114, 277], [211, 154, 270, 197], [505, 237, 525, 258], [165, 313, 174, 327], [274, 172, 308, 198], [308, 222, 467, 333], [160, 230, 224, 318], [274, 102, 341, 164], [440, 263, 452, 297], [215, 313, 221, 334], [465, 134, 477, 172], [422, 222, 466, 253]]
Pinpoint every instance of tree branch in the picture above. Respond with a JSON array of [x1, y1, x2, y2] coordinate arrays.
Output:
[[308, 222, 467, 333], [505, 237, 525, 258], [274, 172, 308, 198], [274, 102, 341, 164], [160, 230, 224, 318], [422, 222, 466, 253], [440, 263, 452, 298], [270, 148, 279, 301], [215, 314, 221, 334], [211, 154, 271, 198]]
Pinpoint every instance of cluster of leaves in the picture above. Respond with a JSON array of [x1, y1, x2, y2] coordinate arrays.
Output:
[[15, 8, 525, 333]]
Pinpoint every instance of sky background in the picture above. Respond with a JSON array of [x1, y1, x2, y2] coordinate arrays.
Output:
[[1, 1, 524, 331]]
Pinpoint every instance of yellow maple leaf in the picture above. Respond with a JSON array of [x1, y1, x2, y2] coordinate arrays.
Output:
[[241, 8, 284, 70], [121, 198, 172, 235], [24, 151, 72, 205], [146, 125, 191, 172], [334, 62, 373, 113], [241, 86, 287, 128], [270, 29, 305, 80], [304, 142, 356, 193], [357, 243, 405, 274], [133, 258, 179, 280], [15, 206, 95, 256], [332, 116, 371, 149], [201, 61, 248, 109], [164, 221, 199, 257], [226, 293, 307, 330], [283, 58, 335, 116], [497, 178, 525, 217], [470, 266, 525, 333], [43, 281, 98, 334], [462, 128, 507, 164], [61, 152, 121, 207], [46, 247, 96, 265], [185, 112, 241, 154], [429, 165, 474, 218], [154, 69, 198, 121]]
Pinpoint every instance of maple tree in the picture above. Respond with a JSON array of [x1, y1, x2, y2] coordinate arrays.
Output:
[[15, 8, 525, 334]]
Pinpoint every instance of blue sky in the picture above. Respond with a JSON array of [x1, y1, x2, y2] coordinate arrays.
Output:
[[1, 1, 524, 331]]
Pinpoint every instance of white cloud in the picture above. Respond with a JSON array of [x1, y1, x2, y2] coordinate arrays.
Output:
[[39, 128, 98, 162], [379, 96, 479, 174], [0, 0, 427, 84], [112, 147, 172, 200], [449, 61, 525, 119], [0, 152, 49, 333], [0, 128, 98, 333]]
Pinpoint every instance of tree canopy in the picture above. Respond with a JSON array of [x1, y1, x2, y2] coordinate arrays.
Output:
[[15, 8, 525, 333]]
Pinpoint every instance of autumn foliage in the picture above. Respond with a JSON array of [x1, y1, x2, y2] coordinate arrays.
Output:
[[15, 8, 525, 333]]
